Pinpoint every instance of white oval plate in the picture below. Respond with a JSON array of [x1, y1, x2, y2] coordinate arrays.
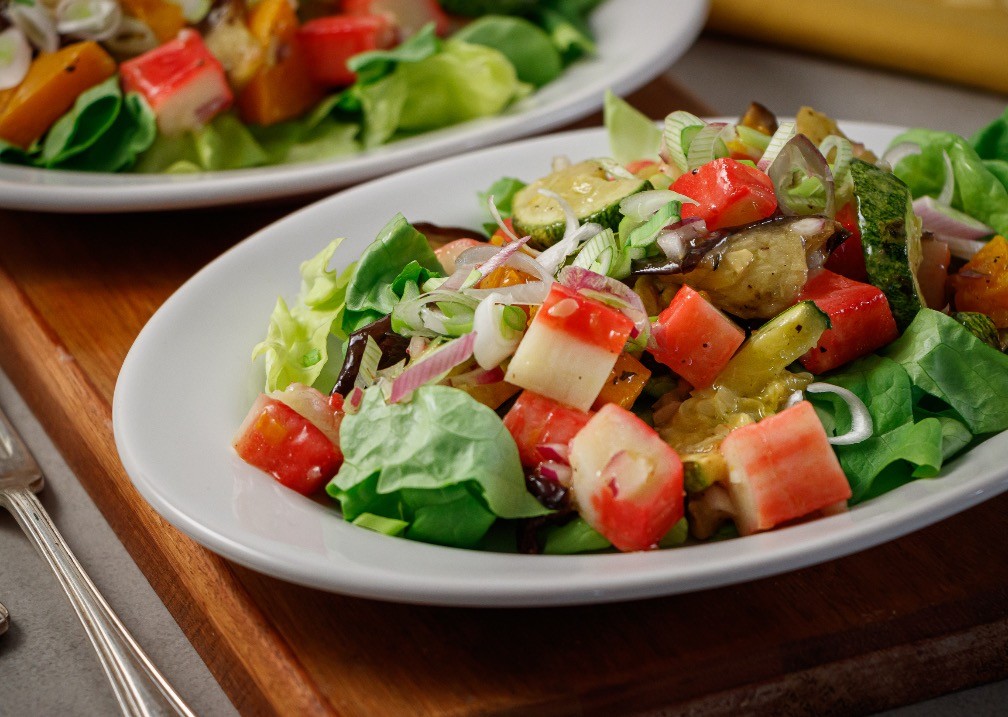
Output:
[[113, 122, 1008, 607], [0, 0, 707, 213]]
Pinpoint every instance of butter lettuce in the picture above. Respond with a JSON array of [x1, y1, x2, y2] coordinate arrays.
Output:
[[328, 386, 549, 548], [889, 127, 1008, 236], [252, 239, 353, 393], [453, 15, 562, 87], [342, 213, 442, 332], [811, 309, 1008, 502], [604, 89, 661, 166], [394, 40, 530, 132]]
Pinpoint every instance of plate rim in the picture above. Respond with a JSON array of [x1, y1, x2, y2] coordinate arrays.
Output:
[[113, 119, 1008, 607]]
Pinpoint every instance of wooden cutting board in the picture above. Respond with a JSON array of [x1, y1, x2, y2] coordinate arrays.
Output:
[[2, 77, 1007, 716]]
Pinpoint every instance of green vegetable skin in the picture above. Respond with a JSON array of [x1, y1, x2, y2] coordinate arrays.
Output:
[[2, 3, 599, 174], [849, 158, 925, 331]]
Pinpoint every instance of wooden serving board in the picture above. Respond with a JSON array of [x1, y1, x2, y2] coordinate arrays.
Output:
[[2, 77, 1007, 716]]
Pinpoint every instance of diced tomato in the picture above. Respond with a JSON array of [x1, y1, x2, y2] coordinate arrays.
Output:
[[233, 394, 343, 495], [343, 0, 450, 38], [649, 285, 746, 389], [720, 400, 852, 535], [535, 283, 634, 355], [568, 404, 684, 551], [917, 237, 951, 310], [824, 202, 867, 281], [671, 157, 777, 231], [297, 14, 397, 87], [951, 235, 1008, 327], [119, 29, 232, 135], [797, 269, 899, 374], [502, 390, 592, 467]]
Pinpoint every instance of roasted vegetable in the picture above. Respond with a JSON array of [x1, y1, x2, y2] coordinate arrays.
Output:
[[849, 158, 925, 330], [951, 235, 1008, 327], [640, 216, 847, 319], [0, 42, 116, 149]]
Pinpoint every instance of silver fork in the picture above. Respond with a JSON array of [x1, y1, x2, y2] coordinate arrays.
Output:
[[0, 404, 195, 717]]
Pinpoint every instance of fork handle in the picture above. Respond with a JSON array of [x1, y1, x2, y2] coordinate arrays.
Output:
[[1, 487, 195, 717]]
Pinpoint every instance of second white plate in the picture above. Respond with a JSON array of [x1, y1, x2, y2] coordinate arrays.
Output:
[[0, 0, 708, 212]]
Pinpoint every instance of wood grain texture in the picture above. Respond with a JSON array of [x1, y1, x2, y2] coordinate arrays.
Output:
[[0, 77, 1006, 716]]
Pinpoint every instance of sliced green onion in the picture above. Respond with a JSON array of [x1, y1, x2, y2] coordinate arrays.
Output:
[[55, 0, 122, 41], [626, 200, 682, 248], [686, 121, 732, 170], [756, 120, 796, 172], [735, 124, 772, 155], [572, 228, 617, 271], [0, 27, 31, 91], [354, 336, 383, 390], [661, 110, 705, 174]]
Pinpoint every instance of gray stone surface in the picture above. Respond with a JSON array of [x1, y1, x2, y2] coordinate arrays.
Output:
[[0, 369, 236, 717]]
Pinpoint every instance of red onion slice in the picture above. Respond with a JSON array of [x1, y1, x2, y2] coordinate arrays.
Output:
[[537, 443, 571, 464], [768, 133, 835, 218], [538, 460, 573, 486], [389, 332, 476, 403], [912, 196, 994, 259], [449, 364, 505, 387]]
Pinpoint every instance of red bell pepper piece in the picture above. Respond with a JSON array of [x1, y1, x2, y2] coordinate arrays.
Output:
[[798, 269, 899, 374], [671, 157, 777, 231], [297, 14, 397, 87]]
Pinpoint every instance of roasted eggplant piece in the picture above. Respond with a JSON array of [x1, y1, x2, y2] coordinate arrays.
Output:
[[635, 216, 847, 319]]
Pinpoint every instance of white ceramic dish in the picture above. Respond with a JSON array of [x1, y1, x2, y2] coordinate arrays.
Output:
[[113, 122, 1008, 607], [0, 0, 707, 213]]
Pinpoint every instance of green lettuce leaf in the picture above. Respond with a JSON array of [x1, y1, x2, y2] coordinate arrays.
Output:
[[329, 386, 549, 547], [347, 22, 441, 85], [343, 213, 441, 332], [1, 77, 156, 172], [971, 106, 1008, 161], [478, 176, 526, 218], [534, 0, 599, 63], [394, 40, 530, 132], [604, 89, 661, 166], [882, 309, 1008, 435], [252, 239, 353, 392], [889, 128, 1008, 236], [453, 15, 562, 87], [543, 518, 611, 554]]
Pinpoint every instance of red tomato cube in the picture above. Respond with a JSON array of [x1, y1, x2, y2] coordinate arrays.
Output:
[[824, 202, 868, 281], [798, 269, 899, 374], [119, 29, 233, 136], [297, 14, 397, 87], [233, 390, 344, 495], [672, 158, 777, 231], [502, 390, 592, 468], [568, 404, 684, 551], [721, 400, 851, 535], [649, 285, 746, 389]]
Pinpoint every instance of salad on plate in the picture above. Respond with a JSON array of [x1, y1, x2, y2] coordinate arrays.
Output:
[[233, 91, 1008, 555], [0, 0, 601, 173]]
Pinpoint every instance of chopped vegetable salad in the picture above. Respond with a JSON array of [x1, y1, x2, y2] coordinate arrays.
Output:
[[234, 93, 1008, 554]]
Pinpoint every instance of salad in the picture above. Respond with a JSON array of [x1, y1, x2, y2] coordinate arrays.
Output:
[[0, 0, 599, 173], [233, 92, 1008, 555]]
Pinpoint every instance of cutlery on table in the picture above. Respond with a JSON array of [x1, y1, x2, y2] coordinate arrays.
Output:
[[0, 404, 194, 717]]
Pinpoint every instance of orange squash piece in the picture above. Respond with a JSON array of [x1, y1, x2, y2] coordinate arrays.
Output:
[[951, 235, 1008, 327], [237, 0, 323, 126], [119, 0, 185, 43], [592, 352, 652, 410], [0, 42, 116, 149]]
